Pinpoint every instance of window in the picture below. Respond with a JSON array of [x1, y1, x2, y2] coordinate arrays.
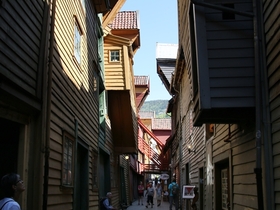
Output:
[[110, 50, 120, 62], [62, 132, 74, 186], [92, 150, 98, 190], [74, 23, 82, 64]]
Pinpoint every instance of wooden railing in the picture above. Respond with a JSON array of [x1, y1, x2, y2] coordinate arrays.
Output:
[[138, 135, 170, 172]]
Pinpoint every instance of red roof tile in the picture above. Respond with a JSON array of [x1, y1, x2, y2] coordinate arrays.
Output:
[[110, 11, 139, 29]]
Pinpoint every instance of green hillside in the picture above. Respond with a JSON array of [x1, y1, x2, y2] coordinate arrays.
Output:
[[140, 100, 170, 118]]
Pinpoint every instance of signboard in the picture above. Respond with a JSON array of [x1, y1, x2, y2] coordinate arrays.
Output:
[[159, 173, 169, 180], [182, 185, 195, 199]]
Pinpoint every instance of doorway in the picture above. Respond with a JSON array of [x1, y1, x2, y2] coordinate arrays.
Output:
[[99, 149, 111, 197], [0, 118, 21, 178], [74, 141, 89, 210], [199, 167, 204, 209], [215, 159, 229, 210]]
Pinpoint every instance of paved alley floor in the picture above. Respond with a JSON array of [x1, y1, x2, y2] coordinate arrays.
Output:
[[127, 198, 171, 210]]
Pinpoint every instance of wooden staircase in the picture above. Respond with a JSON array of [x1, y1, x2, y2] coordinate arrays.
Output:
[[138, 120, 170, 173]]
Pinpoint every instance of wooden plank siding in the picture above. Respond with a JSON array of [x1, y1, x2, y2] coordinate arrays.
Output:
[[0, 0, 44, 101], [104, 44, 126, 90], [173, 0, 267, 210], [0, 0, 130, 209], [0, 1, 46, 209], [46, 0, 101, 209], [263, 0, 280, 209], [189, 0, 256, 126]]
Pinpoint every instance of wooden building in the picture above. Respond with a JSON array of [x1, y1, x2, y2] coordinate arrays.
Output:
[[0, 0, 141, 209], [104, 10, 141, 205], [160, 0, 279, 209]]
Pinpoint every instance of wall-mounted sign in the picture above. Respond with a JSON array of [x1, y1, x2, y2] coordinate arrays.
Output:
[[182, 185, 195, 199]]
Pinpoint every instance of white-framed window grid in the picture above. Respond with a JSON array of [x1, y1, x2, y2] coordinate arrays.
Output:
[[110, 50, 120, 62]]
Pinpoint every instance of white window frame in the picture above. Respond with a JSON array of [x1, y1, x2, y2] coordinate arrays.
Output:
[[74, 21, 82, 65], [110, 50, 120, 62]]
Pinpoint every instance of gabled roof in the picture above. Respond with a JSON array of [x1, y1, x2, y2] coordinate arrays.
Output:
[[135, 76, 150, 111], [156, 43, 178, 95], [108, 11, 141, 52]]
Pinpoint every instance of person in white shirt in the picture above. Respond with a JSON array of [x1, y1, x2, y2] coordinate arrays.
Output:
[[145, 182, 154, 208], [0, 173, 25, 210], [102, 192, 116, 210], [155, 182, 163, 206]]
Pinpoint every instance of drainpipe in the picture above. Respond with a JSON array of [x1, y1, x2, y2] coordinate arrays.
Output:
[[253, 0, 264, 209], [43, 0, 56, 209], [256, 0, 274, 208]]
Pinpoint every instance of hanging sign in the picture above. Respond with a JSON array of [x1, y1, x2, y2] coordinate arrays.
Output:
[[159, 173, 169, 180]]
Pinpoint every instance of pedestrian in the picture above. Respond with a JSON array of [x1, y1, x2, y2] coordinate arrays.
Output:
[[137, 181, 145, 205], [145, 182, 154, 208], [101, 192, 117, 210], [0, 173, 25, 210], [168, 178, 179, 210], [191, 187, 199, 210], [155, 182, 162, 206]]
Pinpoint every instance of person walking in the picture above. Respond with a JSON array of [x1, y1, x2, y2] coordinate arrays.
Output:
[[137, 181, 145, 205], [191, 187, 199, 210], [155, 182, 162, 206], [145, 182, 154, 208], [168, 178, 179, 210], [0, 173, 25, 210]]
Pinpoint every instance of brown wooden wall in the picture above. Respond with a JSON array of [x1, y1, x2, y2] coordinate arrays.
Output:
[[48, 0, 100, 208], [0, 0, 45, 107], [176, 0, 260, 209], [263, 0, 280, 209], [0, 1, 47, 209], [104, 44, 126, 90]]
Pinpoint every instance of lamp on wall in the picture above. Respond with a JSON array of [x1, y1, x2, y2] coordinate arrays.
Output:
[[125, 155, 129, 160], [187, 144, 196, 154]]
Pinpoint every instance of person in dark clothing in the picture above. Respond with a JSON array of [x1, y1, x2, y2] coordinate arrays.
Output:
[[168, 178, 179, 210]]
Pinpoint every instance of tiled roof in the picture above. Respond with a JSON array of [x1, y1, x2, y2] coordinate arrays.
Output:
[[135, 76, 149, 86], [152, 118, 171, 130], [139, 111, 155, 119], [110, 11, 139, 29]]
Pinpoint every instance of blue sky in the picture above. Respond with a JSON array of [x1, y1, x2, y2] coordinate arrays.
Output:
[[121, 0, 178, 101]]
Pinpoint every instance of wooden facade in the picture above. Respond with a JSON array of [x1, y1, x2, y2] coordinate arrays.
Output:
[[0, 0, 137, 209], [263, 0, 280, 209], [161, 0, 280, 209], [104, 11, 140, 155]]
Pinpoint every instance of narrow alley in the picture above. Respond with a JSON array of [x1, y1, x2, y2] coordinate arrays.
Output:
[[127, 199, 171, 210]]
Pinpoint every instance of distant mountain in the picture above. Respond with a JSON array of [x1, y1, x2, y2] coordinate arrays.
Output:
[[140, 100, 170, 118]]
